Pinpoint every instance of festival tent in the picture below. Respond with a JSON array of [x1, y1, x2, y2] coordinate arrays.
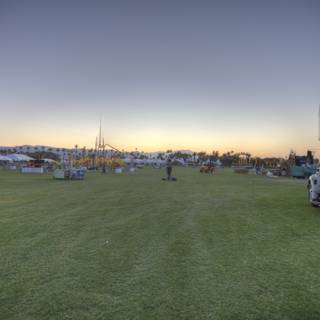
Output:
[[145, 159, 166, 165], [0, 155, 13, 162], [173, 159, 186, 166], [7, 154, 34, 161], [123, 158, 166, 166], [123, 157, 134, 164], [202, 159, 222, 166], [43, 158, 57, 163]]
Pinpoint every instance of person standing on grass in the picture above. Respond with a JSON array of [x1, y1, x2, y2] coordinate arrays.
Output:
[[166, 158, 172, 180]]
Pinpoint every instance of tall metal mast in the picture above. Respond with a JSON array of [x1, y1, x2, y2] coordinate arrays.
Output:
[[99, 119, 102, 149]]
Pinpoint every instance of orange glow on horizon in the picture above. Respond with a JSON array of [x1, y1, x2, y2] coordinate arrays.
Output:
[[2, 131, 318, 158]]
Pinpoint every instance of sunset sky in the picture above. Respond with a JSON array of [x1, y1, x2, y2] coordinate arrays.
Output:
[[0, 0, 319, 157]]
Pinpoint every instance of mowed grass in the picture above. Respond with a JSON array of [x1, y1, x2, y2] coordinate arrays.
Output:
[[1, 167, 320, 320]]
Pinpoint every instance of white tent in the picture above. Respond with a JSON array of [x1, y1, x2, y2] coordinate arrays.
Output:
[[43, 158, 57, 163], [0, 155, 13, 162], [124, 157, 134, 164], [7, 154, 34, 161]]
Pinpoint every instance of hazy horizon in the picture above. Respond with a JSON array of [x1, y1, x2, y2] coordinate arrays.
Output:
[[1, 0, 319, 157], [0, 139, 318, 159]]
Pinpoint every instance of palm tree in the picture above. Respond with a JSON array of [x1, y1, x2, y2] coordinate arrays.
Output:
[[212, 150, 219, 158], [197, 151, 208, 163]]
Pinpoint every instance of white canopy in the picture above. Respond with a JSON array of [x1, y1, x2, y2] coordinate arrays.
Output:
[[7, 154, 34, 161], [0, 155, 13, 162], [43, 158, 56, 163]]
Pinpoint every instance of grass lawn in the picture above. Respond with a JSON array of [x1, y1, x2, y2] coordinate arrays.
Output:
[[1, 167, 320, 319]]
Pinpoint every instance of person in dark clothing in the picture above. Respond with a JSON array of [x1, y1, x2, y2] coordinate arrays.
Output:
[[166, 159, 172, 180]]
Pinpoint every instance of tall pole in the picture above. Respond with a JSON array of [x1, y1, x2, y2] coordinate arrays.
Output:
[[99, 119, 102, 150], [318, 104, 320, 141], [94, 136, 98, 168]]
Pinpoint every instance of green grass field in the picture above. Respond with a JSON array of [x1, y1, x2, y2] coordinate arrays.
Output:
[[1, 167, 320, 320]]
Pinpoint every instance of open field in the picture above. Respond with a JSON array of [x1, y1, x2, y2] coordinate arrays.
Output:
[[1, 167, 320, 320]]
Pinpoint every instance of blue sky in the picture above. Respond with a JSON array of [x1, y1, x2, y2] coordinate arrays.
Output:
[[0, 0, 319, 156]]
